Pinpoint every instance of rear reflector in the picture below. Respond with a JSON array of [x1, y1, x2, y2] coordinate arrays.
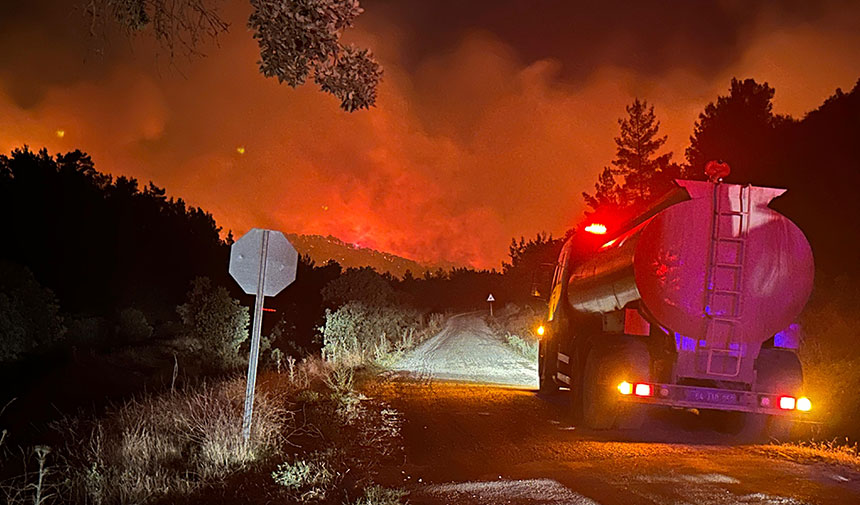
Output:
[[796, 397, 811, 412], [617, 381, 632, 395], [779, 396, 796, 410], [634, 383, 653, 397]]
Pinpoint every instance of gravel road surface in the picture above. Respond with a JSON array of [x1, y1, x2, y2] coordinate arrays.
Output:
[[374, 313, 860, 505]]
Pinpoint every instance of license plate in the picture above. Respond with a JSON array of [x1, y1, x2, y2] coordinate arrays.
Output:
[[684, 388, 738, 405]]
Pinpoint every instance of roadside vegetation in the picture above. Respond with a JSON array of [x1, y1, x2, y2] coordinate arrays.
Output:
[[487, 303, 542, 363]]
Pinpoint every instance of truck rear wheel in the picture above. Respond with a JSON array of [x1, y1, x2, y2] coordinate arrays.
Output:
[[740, 348, 803, 442], [538, 337, 559, 395], [581, 339, 650, 430]]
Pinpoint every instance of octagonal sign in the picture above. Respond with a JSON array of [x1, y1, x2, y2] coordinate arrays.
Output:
[[229, 229, 298, 297]]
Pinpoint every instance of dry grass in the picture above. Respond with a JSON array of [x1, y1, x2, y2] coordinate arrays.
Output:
[[53, 376, 293, 504], [750, 440, 860, 471]]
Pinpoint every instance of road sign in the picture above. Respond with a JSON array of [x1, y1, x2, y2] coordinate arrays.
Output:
[[229, 228, 298, 442], [487, 294, 495, 302], [229, 228, 298, 297]]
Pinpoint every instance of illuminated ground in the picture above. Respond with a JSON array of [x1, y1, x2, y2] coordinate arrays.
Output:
[[390, 313, 538, 387], [377, 315, 860, 505]]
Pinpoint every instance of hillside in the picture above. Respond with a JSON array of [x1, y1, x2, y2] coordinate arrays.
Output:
[[286, 233, 454, 277]]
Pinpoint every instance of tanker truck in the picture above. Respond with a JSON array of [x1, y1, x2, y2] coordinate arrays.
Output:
[[539, 179, 814, 439]]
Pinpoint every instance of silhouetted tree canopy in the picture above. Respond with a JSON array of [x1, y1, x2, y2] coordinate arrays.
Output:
[[0, 147, 229, 319], [85, 0, 383, 111], [686, 78, 793, 180], [584, 99, 682, 221]]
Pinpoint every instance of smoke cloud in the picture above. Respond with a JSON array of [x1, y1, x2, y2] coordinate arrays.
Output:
[[1, 1, 859, 267]]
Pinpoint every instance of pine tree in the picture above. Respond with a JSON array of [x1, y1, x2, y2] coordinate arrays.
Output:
[[612, 98, 673, 204], [583, 98, 678, 216]]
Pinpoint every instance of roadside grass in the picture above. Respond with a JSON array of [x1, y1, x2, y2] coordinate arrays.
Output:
[[51, 375, 292, 504], [750, 439, 860, 471], [1, 301, 435, 505], [1, 351, 411, 504], [488, 303, 541, 361]]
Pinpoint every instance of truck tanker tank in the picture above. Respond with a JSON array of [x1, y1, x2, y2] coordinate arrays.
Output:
[[567, 179, 814, 351]]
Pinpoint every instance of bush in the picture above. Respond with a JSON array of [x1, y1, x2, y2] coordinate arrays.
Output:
[[321, 267, 397, 307], [488, 303, 541, 361], [321, 302, 424, 367], [506, 333, 539, 362], [176, 277, 250, 372], [271, 450, 338, 501], [0, 261, 65, 363], [117, 308, 153, 343]]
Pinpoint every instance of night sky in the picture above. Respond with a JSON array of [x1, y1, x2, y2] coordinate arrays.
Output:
[[1, 0, 859, 267]]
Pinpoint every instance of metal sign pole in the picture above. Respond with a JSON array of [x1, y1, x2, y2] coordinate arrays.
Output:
[[242, 230, 269, 442]]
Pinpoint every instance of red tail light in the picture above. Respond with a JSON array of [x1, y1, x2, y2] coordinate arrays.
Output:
[[779, 396, 796, 410], [634, 383, 652, 397]]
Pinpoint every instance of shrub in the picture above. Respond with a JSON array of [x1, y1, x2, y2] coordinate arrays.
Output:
[[506, 333, 539, 362], [272, 450, 338, 501], [0, 261, 65, 363], [321, 267, 397, 307], [117, 308, 153, 343], [321, 302, 423, 367], [176, 277, 250, 372]]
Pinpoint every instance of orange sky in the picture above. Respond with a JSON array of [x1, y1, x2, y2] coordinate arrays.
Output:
[[1, 1, 859, 268]]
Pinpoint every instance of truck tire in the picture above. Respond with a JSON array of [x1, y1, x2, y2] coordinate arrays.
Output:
[[538, 337, 559, 395], [582, 338, 650, 430], [740, 348, 803, 442]]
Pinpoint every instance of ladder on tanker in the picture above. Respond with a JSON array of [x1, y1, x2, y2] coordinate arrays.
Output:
[[703, 183, 751, 377]]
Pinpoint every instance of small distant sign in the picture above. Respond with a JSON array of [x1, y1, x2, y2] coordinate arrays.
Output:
[[487, 294, 495, 302]]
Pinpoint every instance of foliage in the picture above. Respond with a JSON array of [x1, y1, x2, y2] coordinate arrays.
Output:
[[51, 377, 291, 504], [321, 266, 398, 307], [0, 147, 229, 319], [321, 301, 425, 367], [0, 261, 65, 363], [248, 0, 383, 111], [489, 304, 541, 362], [86, 0, 229, 57], [686, 78, 791, 178], [271, 450, 338, 501], [505, 333, 539, 362], [502, 233, 566, 300], [117, 308, 153, 343], [176, 277, 250, 372], [584, 98, 681, 216]]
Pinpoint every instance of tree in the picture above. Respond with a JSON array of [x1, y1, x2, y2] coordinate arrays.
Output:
[[582, 167, 626, 217], [583, 99, 679, 217], [502, 233, 566, 301], [686, 78, 793, 181], [176, 277, 249, 372], [87, 0, 383, 111], [612, 99, 676, 203], [0, 261, 65, 363]]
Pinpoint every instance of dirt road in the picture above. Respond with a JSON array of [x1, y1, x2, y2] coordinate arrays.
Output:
[[375, 314, 860, 505]]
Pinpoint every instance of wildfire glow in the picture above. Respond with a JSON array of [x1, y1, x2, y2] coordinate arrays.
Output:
[[585, 223, 607, 235], [536, 325, 545, 336]]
